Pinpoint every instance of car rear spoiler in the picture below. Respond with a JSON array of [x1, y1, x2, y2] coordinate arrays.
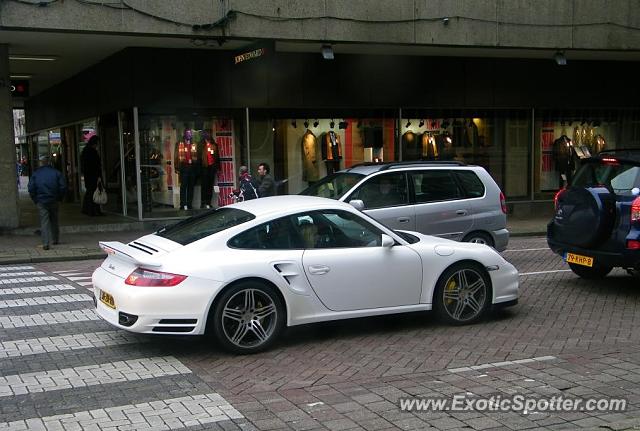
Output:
[[99, 241, 162, 268]]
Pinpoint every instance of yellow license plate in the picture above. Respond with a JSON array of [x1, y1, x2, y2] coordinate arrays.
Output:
[[99, 290, 116, 309], [566, 252, 594, 267]]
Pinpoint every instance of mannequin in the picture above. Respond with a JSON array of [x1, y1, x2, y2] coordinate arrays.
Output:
[[321, 130, 342, 175], [174, 128, 200, 210], [200, 132, 219, 209], [420, 133, 439, 160], [302, 129, 319, 183]]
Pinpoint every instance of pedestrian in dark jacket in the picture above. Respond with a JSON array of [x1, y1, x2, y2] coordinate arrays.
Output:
[[257, 162, 275, 197], [232, 166, 259, 201], [28, 155, 67, 250], [80, 135, 104, 216]]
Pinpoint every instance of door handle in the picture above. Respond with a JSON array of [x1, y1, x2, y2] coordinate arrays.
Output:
[[455, 210, 467, 216], [397, 217, 410, 223], [308, 265, 330, 275]]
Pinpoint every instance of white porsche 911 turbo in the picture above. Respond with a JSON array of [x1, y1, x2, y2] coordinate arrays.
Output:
[[93, 195, 518, 354]]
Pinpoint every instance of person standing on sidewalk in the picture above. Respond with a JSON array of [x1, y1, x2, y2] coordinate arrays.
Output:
[[28, 155, 67, 250], [80, 135, 104, 216], [257, 162, 275, 198]]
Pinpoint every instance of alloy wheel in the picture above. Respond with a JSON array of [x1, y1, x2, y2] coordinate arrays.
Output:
[[220, 288, 279, 349], [441, 268, 487, 322]]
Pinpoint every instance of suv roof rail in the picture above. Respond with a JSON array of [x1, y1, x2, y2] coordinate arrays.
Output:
[[348, 160, 466, 171]]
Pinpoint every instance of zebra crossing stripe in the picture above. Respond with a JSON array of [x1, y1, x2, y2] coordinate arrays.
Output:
[[77, 281, 93, 287], [0, 266, 35, 272], [0, 271, 47, 278], [0, 356, 191, 397], [67, 276, 92, 281], [0, 294, 92, 308], [0, 393, 242, 430], [52, 271, 86, 275], [0, 276, 58, 285], [0, 309, 99, 329], [0, 331, 145, 358], [0, 284, 76, 295]]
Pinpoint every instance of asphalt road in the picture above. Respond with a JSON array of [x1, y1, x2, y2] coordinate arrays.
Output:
[[2, 236, 639, 430]]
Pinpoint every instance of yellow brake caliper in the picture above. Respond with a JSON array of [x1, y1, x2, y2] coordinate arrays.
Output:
[[445, 278, 457, 305]]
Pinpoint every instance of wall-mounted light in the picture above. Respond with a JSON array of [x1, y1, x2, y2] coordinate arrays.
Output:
[[321, 44, 334, 60], [9, 55, 57, 61], [304, 120, 309, 129], [313, 119, 319, 128], [418, 119, 425, 127], [442, 17, 449, 26], [330, 119, 335, 129], [405, 119, 411, 128], [554, 51, 567, 66]]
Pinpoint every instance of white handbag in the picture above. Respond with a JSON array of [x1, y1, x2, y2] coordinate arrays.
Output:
[[93, 179, 107, 205]]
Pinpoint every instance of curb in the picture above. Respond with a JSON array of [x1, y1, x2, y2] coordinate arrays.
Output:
[[0, 252, 106, 265]]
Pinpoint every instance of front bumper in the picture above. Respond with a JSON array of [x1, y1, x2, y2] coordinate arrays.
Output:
[[492, 228, 510, 252], [92, 266, 221, 335], [490, 260, 519, 305]]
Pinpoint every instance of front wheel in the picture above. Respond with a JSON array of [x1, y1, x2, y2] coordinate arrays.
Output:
[[434, 263, 491, 325], [568, 262, 613, 279], [210, 281, 285, 354]]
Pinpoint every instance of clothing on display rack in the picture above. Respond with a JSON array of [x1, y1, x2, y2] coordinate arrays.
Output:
[[302, 129, 319, 183], [200, 134, 219, 209], [174, 129, 200, 210], [420, 133, 439, 160], [321, 131, 342, 175]]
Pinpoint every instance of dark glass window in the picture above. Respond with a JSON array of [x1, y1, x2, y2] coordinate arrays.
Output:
[[229, 217, 299, 249], [348, 173, 408, 209], [156, 208, 254, 245], [292, 210, 383, 249], [411, 170, 462, 203], [454, 170, 486, 198]]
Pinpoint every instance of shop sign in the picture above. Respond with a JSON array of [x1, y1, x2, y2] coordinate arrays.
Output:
[[234, 48, 266, 65], [10, 80, 29, 97]]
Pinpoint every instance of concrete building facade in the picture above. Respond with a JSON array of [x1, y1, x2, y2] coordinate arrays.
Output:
[[2, 0, 640, 226]]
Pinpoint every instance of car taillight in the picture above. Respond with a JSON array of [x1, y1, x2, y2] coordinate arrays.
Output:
[[632, 197, 640, 223], [554, 188, 566, 210], [627, 240, 640, 250], [125, 268, 187, 287], [601, 157, 620, 166], [500, 191, 507, 214]]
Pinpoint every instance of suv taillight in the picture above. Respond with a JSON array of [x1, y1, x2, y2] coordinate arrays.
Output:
[[554, 188, 566, 210], [125, 268, 187, 287], [632, 197, 640, 223], [499, 192, 507, 214]]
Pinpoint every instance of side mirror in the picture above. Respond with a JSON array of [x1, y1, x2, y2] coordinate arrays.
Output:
[[381, 234, 395, 247], [349, 199, 365, 211]]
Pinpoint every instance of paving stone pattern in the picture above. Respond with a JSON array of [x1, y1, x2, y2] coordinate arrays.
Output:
[[0, 266, 246, 430], [1, 237, 640, 430]]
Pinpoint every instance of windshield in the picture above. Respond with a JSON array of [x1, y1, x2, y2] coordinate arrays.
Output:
[[156, 208, 255, 245], [299, 173, 365, 200], [573, 160, 640, 192]]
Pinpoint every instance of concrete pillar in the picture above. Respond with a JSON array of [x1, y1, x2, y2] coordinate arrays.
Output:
[[0, 44, 20, 230]]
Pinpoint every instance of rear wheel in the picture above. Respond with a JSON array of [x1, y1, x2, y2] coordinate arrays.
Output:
[[434, 263, 491, 325], [462, 231, 495, 248], [568, 262, 613, 279], [210, 281, 285, 354]]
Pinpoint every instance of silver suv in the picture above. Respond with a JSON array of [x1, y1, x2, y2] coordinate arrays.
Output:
[[300, 161, 509, 251]]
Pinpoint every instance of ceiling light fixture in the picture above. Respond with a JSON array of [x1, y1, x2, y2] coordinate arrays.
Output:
[[313, 119, 319, 128], [418, 119, 425, 127], [304, 119, 309, 129], [321, 44, 334, 60], [9, 55, 57, 61], [405, 120, 411, 128], [330, 119, 335, 129], [553, 51, 567, 66]]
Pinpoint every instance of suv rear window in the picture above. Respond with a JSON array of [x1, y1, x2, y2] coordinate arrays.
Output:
[[454, 170, 485, 198], [156, 208, 255, 245], [573, 160, 640, 193]]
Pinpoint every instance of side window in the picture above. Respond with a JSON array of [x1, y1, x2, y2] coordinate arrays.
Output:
[[454, 170, 485, 198], [349, 173, 408, 209], [291, 210, 384, 248], [228, 217, 299, 249], [412, 170, 462, 203]]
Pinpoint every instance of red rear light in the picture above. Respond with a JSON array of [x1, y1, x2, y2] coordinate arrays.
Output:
[[601, 157, 620, 165], [632, 197, 640, 223], [125, 268, 187, 287], [627, 240, 640, 250], [499, 191, 507, 214], [554, 188, 566, 210]]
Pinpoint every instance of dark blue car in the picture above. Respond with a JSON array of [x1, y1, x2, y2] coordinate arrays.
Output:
[[547, 149, 640, 278]]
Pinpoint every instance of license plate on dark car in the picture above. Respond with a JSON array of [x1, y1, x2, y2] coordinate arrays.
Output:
[[565, 252, 594, 267]]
